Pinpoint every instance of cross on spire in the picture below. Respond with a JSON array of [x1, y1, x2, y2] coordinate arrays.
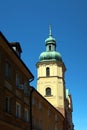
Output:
[[49, 25, 52, 36]]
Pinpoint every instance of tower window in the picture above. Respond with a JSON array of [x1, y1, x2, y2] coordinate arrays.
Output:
[[49, 45, 51, 51], [46, 87, 51, 96], [46, 67, 50, 77]]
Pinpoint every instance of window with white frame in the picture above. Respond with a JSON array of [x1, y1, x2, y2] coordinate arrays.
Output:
[[39, 119, 42, 130], [24, 83, 28, 94], [32, 96, 35, 105], [16, 102, 21, 118], [0, 54, 1, 72], [48, 109, 51, 117], [5, 96, 11, 113], [16, 73, 21, 87], [48, 125, 51, 130], [39, 101, 42, 110], [5, 62, 11, 80], [0, 54, 1, 63], [32, 116, 34, 128], [55, 114, 58, 121], [24, 108, 29, 122], [55, 125, 58, 130]]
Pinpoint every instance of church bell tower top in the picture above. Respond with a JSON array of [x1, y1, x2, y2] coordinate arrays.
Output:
[[45, 25, 56, 45], [39, 26, 62, 62]]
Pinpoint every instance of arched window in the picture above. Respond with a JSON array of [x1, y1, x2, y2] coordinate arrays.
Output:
[[49, 45, 51, 51], [46, 87, 51, 96], [46, 67, 50, 77]]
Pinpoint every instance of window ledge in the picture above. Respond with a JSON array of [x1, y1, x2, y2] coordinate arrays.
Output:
[[44, 95, 53, 97]]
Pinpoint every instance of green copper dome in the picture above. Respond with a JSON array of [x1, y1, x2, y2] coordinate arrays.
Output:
[[39, 26, 62, 62], [45, 35, 56, 45], [39, 51, 62, 62]]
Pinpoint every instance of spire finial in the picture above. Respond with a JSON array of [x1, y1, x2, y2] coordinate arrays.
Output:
[[49, 25, 52, 36]]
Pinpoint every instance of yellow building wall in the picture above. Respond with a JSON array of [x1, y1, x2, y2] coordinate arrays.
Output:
[[37, 62, 65, 116], [37, 63, 63, 77]]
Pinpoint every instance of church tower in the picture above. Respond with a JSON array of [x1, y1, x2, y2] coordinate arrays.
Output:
[[36, 27, 66, 116]]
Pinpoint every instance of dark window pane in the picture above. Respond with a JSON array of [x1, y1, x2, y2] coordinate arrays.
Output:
[[46, 88, 51, 96], [46, 67, 50, 76], [5, 97, 10, 113]]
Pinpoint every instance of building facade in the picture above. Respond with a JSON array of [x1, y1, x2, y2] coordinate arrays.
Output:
[[30, 87, 64, 130], [0, 29, 74, 130], [0, 32, 34, 130]]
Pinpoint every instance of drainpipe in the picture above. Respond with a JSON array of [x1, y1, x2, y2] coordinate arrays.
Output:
[[29, 86, 34, 130], [29, 77, 34, 130]]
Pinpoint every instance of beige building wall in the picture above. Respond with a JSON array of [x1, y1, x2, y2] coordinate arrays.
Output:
[[37, 61, 66, 116]]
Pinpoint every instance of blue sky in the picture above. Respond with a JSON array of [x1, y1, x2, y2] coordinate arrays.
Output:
[[0, 0, 87, 129]]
